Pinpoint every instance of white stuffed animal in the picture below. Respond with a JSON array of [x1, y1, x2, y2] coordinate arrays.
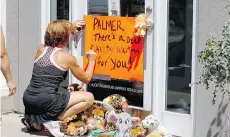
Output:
[[108, 111, 140, 137], [140, 114, 166, 137]]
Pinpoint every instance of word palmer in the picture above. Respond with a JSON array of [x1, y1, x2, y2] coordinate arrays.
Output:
[[93, 17, 125, 32]]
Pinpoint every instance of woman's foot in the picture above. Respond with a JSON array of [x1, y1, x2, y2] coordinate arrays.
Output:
[[21, 118, 41, 132], [43, 121, 64, 137]]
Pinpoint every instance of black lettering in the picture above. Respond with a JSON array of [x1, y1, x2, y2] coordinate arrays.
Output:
[[119, 35, 125, 41], [116, 46, 130, 54], [137, 36, 141, 44], [94, 33, 113, 42], [111, 58, 128, 70], [93, 18, 99, 30], [117, 20, 124, 31], [94, 33, 100, 41], [112, 34, 116, 40], [127, 37, 131, 43], [131, 36, 142, 44], [101, 20, 108, 30], [111, 58, 116, 70], [106, 44, 113, 52], [111, 20, 116, 31], [122, 61, 128, 69], [95, 46, 101, 53], [131, 49, 140, 54], [97, 56, 108, 67], [117, 61, 121, 68]]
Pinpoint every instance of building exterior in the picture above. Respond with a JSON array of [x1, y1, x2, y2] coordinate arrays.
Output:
[[1, 0, 230, 137]]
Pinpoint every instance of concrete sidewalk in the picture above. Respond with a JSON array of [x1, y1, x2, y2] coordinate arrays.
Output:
[[1, 113, 52, 137]]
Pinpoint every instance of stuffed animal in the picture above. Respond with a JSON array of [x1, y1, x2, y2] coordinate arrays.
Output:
[[67, 122, 78, 136], [103, 94, 128, 114], [107, 111, 140, 137], [103, 94, 128, 132], [86, 109, 106, 131], [138, 114, 166, 137], [129, 124, 147, 137], [63, 114, 78, 124], [66, 121, 88, 136], [104, 122, 117, 132], [67, 83, 84, 92]]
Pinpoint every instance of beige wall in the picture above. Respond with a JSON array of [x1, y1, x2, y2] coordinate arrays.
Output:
[[195, 0, 230, 136], [5, 0, 41, 112]]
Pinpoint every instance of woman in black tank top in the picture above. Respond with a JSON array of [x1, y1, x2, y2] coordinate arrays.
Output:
[[22, 20, 96, 137]]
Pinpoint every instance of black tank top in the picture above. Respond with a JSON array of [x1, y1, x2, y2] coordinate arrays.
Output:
[[26, 46, 68, 93]]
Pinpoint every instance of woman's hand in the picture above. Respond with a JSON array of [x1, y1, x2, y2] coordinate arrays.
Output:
[[86, 50, 97, 62], [72, 20, 86, 33], [7, 81, 16, 96]]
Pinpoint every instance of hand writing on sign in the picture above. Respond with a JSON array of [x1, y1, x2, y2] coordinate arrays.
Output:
[[84, 50, 97, 72], [85, 50, 97, 62]]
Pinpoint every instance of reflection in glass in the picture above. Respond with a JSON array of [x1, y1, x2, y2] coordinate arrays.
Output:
[[166, 0, 193, 114], [86, 0, 145, 107]]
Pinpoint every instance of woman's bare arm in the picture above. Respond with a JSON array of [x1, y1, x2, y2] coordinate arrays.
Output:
[[65, 54, 95, 84], [0, 25, 16, 96], [0, 25, 13, 83]]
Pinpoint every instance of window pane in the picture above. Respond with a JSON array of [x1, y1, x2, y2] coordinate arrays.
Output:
[[86, 0, 145, 107], [88, 0, 108, 15], [166, 0, 193, 114], [57, 0, 69, 20], [50, 0, 69, 21], [120, 0, 145, 17]]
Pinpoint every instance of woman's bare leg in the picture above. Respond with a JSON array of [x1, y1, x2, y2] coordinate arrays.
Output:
[[58, 91, 94, 120]]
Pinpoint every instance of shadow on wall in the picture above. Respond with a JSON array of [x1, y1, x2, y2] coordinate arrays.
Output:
[[206, 93, 230, 137]]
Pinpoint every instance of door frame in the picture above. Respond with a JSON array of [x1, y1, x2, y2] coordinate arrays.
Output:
[[151, 0, 198, 136]]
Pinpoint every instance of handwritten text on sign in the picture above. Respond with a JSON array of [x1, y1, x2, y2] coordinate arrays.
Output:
[[83, 16, 144, 81]]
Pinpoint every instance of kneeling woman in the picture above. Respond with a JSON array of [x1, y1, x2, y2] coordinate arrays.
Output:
[[22, 20, 96, 137]]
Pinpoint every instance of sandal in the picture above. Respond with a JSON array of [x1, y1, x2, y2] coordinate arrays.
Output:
[[21, 118, 41, 132]]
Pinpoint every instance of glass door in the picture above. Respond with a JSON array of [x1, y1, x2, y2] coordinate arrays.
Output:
[[153, 0, 196, 136], [70, 0, 153, 111]]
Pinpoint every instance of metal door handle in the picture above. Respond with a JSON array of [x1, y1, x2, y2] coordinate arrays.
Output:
[[144, 6, 154, 32]]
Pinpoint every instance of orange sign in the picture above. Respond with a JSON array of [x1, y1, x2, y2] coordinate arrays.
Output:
[[83, 16, 144, 81]]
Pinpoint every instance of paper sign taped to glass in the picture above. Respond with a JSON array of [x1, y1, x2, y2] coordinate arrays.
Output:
[[83, 15, 146, 82]]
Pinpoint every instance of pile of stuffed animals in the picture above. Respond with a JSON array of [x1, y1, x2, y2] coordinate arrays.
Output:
[[61, 83, 172, 137]]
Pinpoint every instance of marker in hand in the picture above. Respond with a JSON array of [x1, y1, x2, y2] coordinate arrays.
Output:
[[84, 50, 97, 71], [83, 50, 97, 86], [85, 50, 97, 57]]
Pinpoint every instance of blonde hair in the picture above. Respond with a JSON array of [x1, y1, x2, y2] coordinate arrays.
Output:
[[44, 20, 75, 47]]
